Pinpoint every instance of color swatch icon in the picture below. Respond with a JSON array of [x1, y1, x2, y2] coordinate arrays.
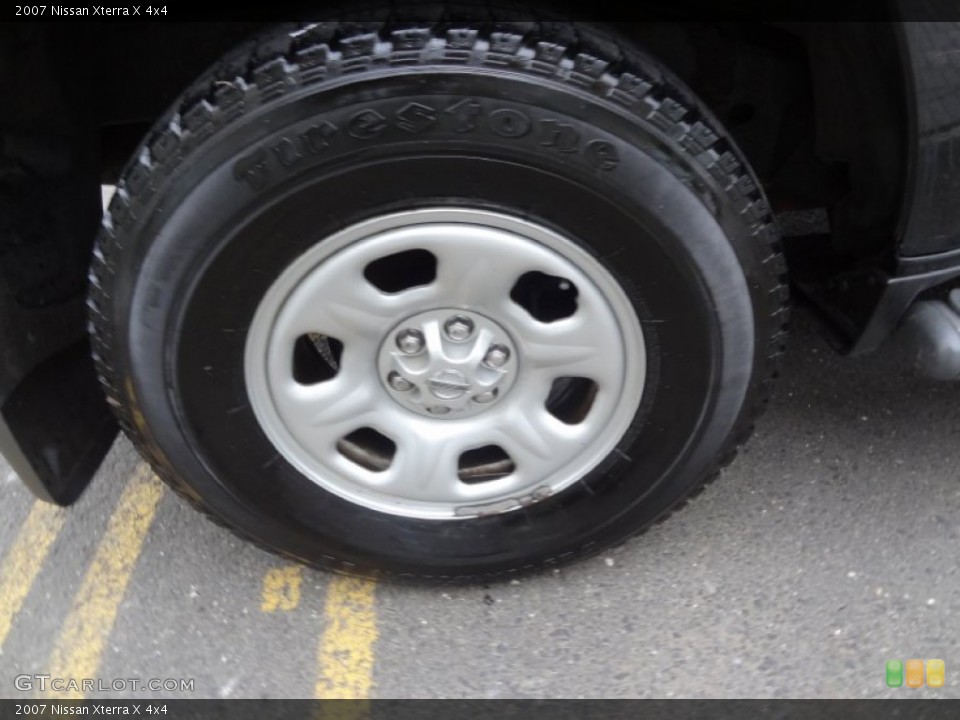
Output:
[[886, 660, 903, 687], [906, 659, 925, 688], [927, 659, 946, 688], [886, 659, 945, 688]]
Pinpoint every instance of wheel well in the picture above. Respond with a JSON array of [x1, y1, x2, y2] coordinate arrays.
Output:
[[615, 21, 907, 260]]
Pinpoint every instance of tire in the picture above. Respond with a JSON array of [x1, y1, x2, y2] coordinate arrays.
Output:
[[89, 11, 789, 581]]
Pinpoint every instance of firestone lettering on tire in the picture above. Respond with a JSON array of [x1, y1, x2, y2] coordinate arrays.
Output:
[[233, 100, 621, 192]]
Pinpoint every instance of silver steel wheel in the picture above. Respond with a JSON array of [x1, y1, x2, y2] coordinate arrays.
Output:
[[244, 208, 646, 519]]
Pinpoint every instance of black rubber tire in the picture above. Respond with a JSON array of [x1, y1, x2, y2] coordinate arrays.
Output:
[[88, 11, 789, 582]]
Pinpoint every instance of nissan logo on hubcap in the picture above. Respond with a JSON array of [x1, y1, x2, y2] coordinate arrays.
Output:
[[427, 370, 470, 400]]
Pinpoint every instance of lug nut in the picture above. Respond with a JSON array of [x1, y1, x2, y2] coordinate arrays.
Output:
[[473, 389, 498, 404], [388, 372, 414, 392], [443, 315, 474, 342], [483, 344, 510, 368], [426, 405, 451, 415], [396, 329, 425, 355]]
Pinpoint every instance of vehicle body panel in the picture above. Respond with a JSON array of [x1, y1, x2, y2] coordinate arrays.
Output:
[[895, 20, 960, 257]]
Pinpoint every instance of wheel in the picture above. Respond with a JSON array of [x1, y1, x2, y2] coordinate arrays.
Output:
[[89, 12, 788, 580]]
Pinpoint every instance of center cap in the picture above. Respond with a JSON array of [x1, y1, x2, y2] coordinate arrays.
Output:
[[378, 308, 519, 419], [428, 370, 470, 399]]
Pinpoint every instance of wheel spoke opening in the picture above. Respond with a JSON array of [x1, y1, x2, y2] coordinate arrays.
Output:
[[363, 248, 437, 293], [545, 376, 598, 425], [336, 427, 397, 472], [510, 270, 578, 322], [292, 333, 343, 385], [457, 445, 516, 484]]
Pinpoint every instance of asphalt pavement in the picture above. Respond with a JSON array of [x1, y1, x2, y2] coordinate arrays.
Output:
[[1, 305, 958, 699]]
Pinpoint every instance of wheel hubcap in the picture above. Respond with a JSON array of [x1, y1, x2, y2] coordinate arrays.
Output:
[[379, 309, 518, 419], [244, 208, 646, 519]]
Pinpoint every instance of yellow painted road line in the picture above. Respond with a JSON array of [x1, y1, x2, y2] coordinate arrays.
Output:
[[261, 565, 304, 612], [315, 575, 378, 699], [0, 500, 66, 649], [44, 465, 164, 700]]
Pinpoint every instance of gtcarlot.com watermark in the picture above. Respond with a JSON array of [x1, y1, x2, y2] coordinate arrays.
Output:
[[14, 675, 194, 693]]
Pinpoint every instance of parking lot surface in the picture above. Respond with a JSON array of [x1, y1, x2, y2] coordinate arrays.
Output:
[[1, 309, 958, 699]]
